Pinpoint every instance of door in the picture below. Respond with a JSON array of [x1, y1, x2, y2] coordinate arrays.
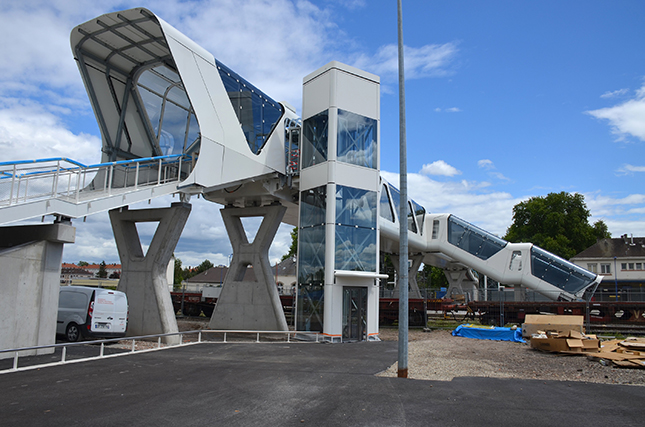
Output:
[[342, 286, 367, 342]]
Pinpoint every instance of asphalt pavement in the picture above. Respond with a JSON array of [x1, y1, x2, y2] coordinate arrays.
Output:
[[1, 340, 642, 426]]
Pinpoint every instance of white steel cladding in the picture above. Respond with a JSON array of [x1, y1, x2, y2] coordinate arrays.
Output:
[[337, 110, 377, 169], [335, 185, 377, 272], [136, 65, 200, 156]]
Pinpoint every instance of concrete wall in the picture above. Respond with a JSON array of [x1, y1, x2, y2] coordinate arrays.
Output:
[[0, 223, 75, 358]]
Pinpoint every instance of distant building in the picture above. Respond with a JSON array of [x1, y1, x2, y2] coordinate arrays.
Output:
[[570, 235, 645, 301], [60, 266, 93, 284], [273, 257, 297, 295]]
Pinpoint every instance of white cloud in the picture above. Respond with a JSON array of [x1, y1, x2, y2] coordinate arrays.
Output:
[[420, 160, 461, 177], [616, 164, 645, 174], [478, 159, 494, 169], [600, 88, 628, 98], [586, 80, 645, 142], [445, 107, 461, 113], [353, 42, 458, 81]]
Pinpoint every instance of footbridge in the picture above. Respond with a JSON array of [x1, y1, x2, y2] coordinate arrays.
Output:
[[0, 8, 600, 353]]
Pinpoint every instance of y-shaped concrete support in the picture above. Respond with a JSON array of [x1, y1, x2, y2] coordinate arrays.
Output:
[[444, 267, 479, 302], [110, 202, 191, 343], [209, 204, 288, 331], [391, 253, 424, 299]]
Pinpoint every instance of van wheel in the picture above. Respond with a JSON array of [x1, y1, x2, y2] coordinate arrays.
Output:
[[66, 323, 81, 342]]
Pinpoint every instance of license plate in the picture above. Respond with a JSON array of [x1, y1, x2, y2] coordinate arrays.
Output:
[[94, 323, 110, 330]]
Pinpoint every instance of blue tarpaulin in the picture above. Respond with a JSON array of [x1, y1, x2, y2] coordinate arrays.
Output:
[[452, 324, 526, 343]]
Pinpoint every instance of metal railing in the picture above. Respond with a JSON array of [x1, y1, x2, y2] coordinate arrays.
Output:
[[0, 154, 194, 208], [0, 329, 320, 375]]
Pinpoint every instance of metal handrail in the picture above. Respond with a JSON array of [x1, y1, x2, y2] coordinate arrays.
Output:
[[0, 329, 321, 374], [0, 154, 194, 209]]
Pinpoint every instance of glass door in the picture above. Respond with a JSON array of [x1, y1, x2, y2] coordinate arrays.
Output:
[[342, 286, 367, 342]]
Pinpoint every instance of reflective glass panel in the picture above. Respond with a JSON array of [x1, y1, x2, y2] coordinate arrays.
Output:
[[337, 109, 377, 169], [387, 183, 422, 234], [379, 185, 394, 222], [298, 225, 326, 285], [300, 186, 326, 227], [296, 283, 324, 332], [335, 185, 377, 229], [136, 65, 201, 156], [447, 215, 507, 260], [411, 200, 426, 235], [215, 60, 284, 155], [335, 225, 377, 272], [530, 246, 596, 294], [302, 110, 328, 168], [408, 201, 417, 234]]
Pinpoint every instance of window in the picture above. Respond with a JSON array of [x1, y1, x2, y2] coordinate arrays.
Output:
[[432, 220, 440, 239], [587, 263, 597, 273], [629, 263, 635, 270], [601, 264, 611, 274], [302, 110, 328, 168], [621, 263, 627, 270], [216, 61, 283, 155], [379, 185, 394, 222], [137, 65, 200, 156], [637, 263, 642, 270], [335, 185, 377, 272], [337, 109, 377, 169]]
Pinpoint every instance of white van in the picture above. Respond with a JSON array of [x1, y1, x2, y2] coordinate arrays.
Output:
[[57, 286, 128, 342]]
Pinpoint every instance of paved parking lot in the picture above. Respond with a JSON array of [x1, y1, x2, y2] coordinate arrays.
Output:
[[1, 341, 642, 426]]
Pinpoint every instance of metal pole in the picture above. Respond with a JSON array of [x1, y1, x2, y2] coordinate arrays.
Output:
[[614, 257, 618, 301], [397, 0, 409, 379]]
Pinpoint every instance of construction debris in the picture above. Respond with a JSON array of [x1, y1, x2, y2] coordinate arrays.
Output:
[[531, 332, 645, 369]]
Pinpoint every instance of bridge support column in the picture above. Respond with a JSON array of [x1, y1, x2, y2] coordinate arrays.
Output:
[[110, 202, 191, 343], [445, 267, 479, 302], [0, 221, 75, 358], [391, 254, 424, 299], [209, 204, 288, 331]]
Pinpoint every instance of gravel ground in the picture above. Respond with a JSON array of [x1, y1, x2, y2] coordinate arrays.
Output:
[[174, 318, 644, 386], [377, 328, 645, 386]]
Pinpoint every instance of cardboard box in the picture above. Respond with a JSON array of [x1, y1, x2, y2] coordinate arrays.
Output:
[[522, 314, 584, 338], [530, 337, 572, 353]]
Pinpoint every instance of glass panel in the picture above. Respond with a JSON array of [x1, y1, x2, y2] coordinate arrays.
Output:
[[530, 246, 596, 294], [300, 186, 326, 227], [379, 185, 394, 222], [509, 251, 523, 271], [408, 201, 417, 234], [296, 283, 324, 332], [447, 215, 507, 260], [159, 100, 189, 155], [136, 65, 201, 156], [387, 183, 423, 234], [335, 225, 377, 272], [302, 110, 328, 168], [298, 225, 326, 285], [337, 109, 377, 169], [335, 185, 377, 229], [411, 200, 426, 235], [215, 60, 283, 154]]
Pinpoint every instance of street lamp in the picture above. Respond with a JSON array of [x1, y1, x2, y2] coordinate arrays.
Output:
[[614, 256, 618, 301]]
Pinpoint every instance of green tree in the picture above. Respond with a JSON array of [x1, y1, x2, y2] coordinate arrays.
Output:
[[281, 227, 298, 261], [419, 264, 449, 289], [97, 260, 108, 278], [503, 191, 611, 259], [78, 261, 89, 266]]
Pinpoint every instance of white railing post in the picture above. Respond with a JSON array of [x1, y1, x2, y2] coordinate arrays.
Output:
[[9, 164, 16, 205], [52, 160, 60, 197], [100, 342, 104, 357], [23, 178, 29, 202], [75, 169, 82, 203], [256, 332, 260, 343], [61, 346, 67, 363], [223, 332, 227, 343], [131, 340, 135, 352], [158, 337, 161, 349], [13, 352, 18, 370], [135, 162, 140, 190], [178, 156, 183, 181], [157, 159, 162, 185], [108, 165, 114, 195]]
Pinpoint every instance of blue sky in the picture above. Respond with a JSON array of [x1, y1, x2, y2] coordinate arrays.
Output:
[[2, 0, 645, 267]]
